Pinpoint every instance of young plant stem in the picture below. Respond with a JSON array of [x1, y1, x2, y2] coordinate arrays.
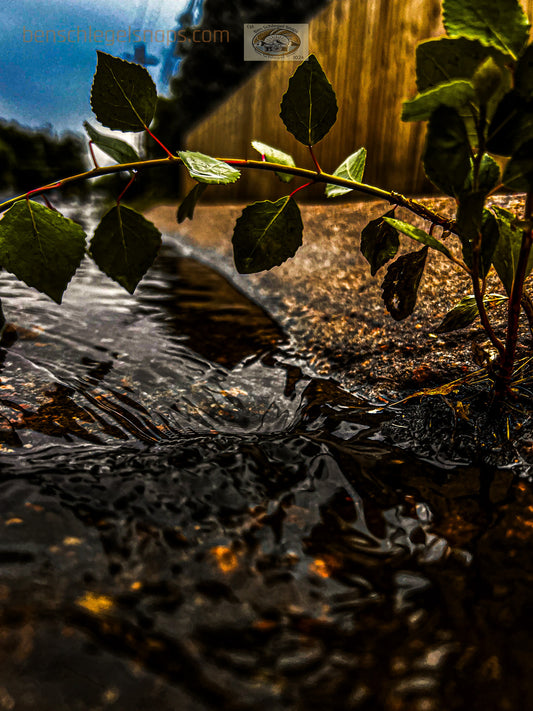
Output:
[[116, 172, 138, 205], [495, 191, 533, 397], [0, 156, 458, 236], [309, 146, 322, 173], [144, 127, 174, 159], [289, 181, 314, 198]]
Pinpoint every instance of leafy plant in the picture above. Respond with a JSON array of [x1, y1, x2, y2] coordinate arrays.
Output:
[[1, 0, 533, 401]]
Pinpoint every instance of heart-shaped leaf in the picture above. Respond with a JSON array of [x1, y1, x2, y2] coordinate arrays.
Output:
[[383, 217, 453, 259], [325, 148, 367, 198], [90, 205, 162, 293], [443, 0, 530, 60], [402, 80, 475, 122], [232, 197, 303, 274], [435, 293, 507, 333], [280, 54, 338, 146], [423, 105, 471, 196], [0, 200, 86, 303], [461, 153, 501, 196], [179, 151, 240, 184], [84, 121, 140, 164], [177, 183, 207, 223], [491, 206, 533, 294], [251, 140, 295, 183], [381, 247, 428, 321], [90, 51, 157, 132], [360, 209, 400, 276]]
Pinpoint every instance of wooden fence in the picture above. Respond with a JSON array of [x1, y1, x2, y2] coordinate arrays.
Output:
[[184, 0, 533, 200]]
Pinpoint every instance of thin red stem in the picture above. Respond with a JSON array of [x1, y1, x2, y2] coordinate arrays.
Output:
[[309, 146, 322, 173], [116, 172, 138, 206], [25, 182, 62, 200], [89, 141, 99, 169], [144, 127, 174, 159], [289, 181, 314, 198]]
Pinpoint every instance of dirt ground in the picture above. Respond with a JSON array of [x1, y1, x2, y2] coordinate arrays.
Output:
[[146, 194, 530, 402]]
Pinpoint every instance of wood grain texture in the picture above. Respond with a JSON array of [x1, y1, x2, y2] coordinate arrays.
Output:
[[184, 0, 533, 200]]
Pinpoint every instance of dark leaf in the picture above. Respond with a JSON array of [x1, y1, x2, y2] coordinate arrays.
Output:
[[90, 51, 157, 132], [515, 43, 533, 99], [435, 293, 507, 332], [480, 208, 500, 278], [443, 0, 530, 59], [232, 197, 303, 274], [491, 205, 533, 294], [384, 217, 453, 259], [325, 148, 367, 198], [179, 151, 240, 184], [360, 209, 400, 276], [381, 247, 428, 321], [487, 90, 533, 156], [84, 121, 140, 164], [423, 105, 471, 196], [502, 139, 533, 191], [90, 205, 162, 293], [280, 54, 338, 145], [177, 183, 207, 223], [0, 201, 85, 304], [461, 153, 501, 195], [472, 56, 503, 105], [402, 80, 475, 122], [251, 140, 295, 183]]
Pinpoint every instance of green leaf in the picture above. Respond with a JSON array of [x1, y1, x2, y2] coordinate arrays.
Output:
[[480, 208, 501, 278], [435, 293, 507, 333], [0, 201, 85, 304], [90, 51, 157, 132], [442, 0, 530, 60], [486, 90, 533, 156], [383, 217, 453, 259], [416, 37, 506, 92], [280, 54, 338, 146], [456, 191, 484, 268], [472, 56, 503, 105], [381, 247, 428, 321], [401, 80, 475, 122], [491, 206, 533, 294], [232, 197, 303, 274], [251, 140, 295, 183], [515, 43, 533, 99], [423, 106, 471, 196], [461, 153, 501, 195], [90, 205, 162, 293], [177, 183, 207, 224], [84, 121, 140, 164], [179, 151, 240, 185], [502, 139, 533, 191], [325, 148, 367, 198], [360, 209, 400, 276]]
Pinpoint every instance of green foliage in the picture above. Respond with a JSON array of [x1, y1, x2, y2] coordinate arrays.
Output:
[[0, 201, 85, 303], [401, 80, 475, 122], [325, 148, 367, 198], [502, 139, 533, 191], [381, 247, 428, 321], [251, 141, 295, 183], [178, 151, 241, 184], [177, 183, 207, 223], [84, 121, 139, 164], [280, 54, 338, 146], [232, 197, 303, 274], [91, 51, 157, 132], [422, 106, 471, 196], [436, 294, 507, 333], [383, 218, 453, 259], [491, 206, 533, 294], [360, 210, 400, 276], [90, 205, 162, 294]]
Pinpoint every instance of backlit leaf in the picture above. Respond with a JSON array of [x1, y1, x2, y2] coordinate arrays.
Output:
[[402, 80, 475, 122], [423, 105, 471, 196], [280, 54, 338, 146], [435, 293, 507, 333], [360, 209, 400, 276], [384, 217, 453, 259], [251, 140, 295, 183], [325, 148, 367, 198], [179, 151, 240, 184], [90, 51, 157, 132], [90, 205, 162, 293], [472, 56, 503, 105], [443, 0, 529, 59], [461, 153, 501, 195], [381, 247, 428, 321], [84, 121, 140, 164], [232, 197, 303, 274], [491, 205, 533, 294], [0, 200, 85, 304], [177, 183, 207, 223]]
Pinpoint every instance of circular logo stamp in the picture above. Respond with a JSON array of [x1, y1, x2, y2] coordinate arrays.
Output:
[[251, 27, 301, 57]]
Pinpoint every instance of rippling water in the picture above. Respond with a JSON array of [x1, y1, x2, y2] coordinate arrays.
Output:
[[0, 222, 532, 711]]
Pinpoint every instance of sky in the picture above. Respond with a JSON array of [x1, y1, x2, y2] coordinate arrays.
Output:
[[0, 0, 189, 134]]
